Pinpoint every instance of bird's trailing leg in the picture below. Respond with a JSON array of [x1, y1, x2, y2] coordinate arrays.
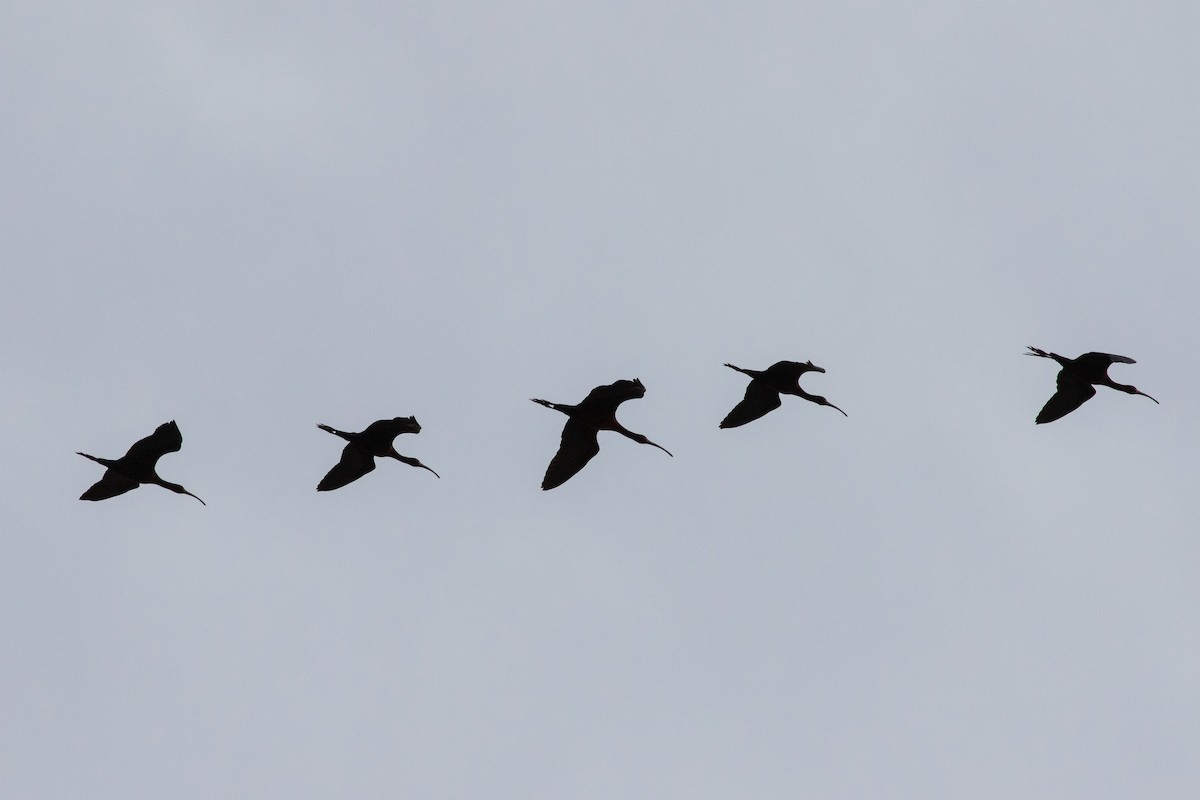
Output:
[[531, 398, 571, 414], [317, 423, 355, 441], [76, 451, 115, 468], [1025, 346, 1069, 366], [723, 363, 758, 379]]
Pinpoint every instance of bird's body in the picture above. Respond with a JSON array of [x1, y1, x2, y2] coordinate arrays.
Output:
[[532, 378, 672, 490], [316, 416, 439, 491], [1026, 346, 1159, 423], [720, 360, 846, 428], [78, 420, 205, 504]]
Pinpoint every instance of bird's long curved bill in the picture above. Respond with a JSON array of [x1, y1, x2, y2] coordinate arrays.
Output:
[[828, 403, 848, 417], [397, 454, 441, 478], [1138, 390, 1160, 405], [184, 490, 206, 505], [647, 440, 673, 458]]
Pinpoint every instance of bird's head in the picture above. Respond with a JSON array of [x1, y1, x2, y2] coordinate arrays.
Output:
[[163, 481, 206, 505], [1119, 385, 1160, 404], [811, 394, 847, 416], [390, 452, 441, 478], [631, 432, 673, 457]]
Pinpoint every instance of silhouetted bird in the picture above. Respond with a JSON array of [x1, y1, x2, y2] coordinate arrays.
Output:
[[78, 420, 205, 505], [1026, 346, 1159, 424], [316, 417, 439, 491], [532, 378, 672, 490], [720, 360, 847, 428]]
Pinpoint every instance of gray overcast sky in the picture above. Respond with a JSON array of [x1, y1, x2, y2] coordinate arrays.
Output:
[[4, 2, 1199, 797]]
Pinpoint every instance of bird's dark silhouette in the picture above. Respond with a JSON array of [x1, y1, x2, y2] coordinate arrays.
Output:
[[78, 420, 206, 504], [532, 378, 673, 490], [1026, 346, 1159, 424], [316, 417, 439, 491], [720, 360, 847, 428]]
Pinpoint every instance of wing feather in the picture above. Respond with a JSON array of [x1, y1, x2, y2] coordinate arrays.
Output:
[[80, 470, 140, 501], [720, 380, 782, 429], [1036, 370, 1097, 423], [1091, 352, 1135, 365], [124, 421, 183, 463], [542, 419, 600, 490], [317, 444, 376, 491]]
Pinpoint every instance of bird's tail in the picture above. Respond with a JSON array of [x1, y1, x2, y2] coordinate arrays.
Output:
[[724, 363, 751, 376], [76, 451, 109, 466], [530, 398, 560, 411], [1025, 346, 1054, 359]]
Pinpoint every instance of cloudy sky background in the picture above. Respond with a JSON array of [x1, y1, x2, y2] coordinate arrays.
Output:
[[4, 2, 1199, 797]]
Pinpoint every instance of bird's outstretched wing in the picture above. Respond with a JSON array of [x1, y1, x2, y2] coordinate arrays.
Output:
[[317, 444, 376, 491], [80, 470, 140, 501], [763, 361, 816, 383], [1091, 352, 1136, 365], [720, 380, 782, 429], [124, 421, 183, 463], [542, 419, 601, 490], [576, 380, 645, 414], [362, 417, 420, 444], [1036, 370, 1097, 424]]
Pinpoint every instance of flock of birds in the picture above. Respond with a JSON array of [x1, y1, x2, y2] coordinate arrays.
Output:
[[77, 347, 1158, 505]]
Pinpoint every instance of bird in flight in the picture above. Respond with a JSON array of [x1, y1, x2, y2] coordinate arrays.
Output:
[[1026, 346, 1159, 423], [316, 417, 440, 491], [720, 360, 847, 428], [78, 420, 205, 504], [532, 378, 672, 490]]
